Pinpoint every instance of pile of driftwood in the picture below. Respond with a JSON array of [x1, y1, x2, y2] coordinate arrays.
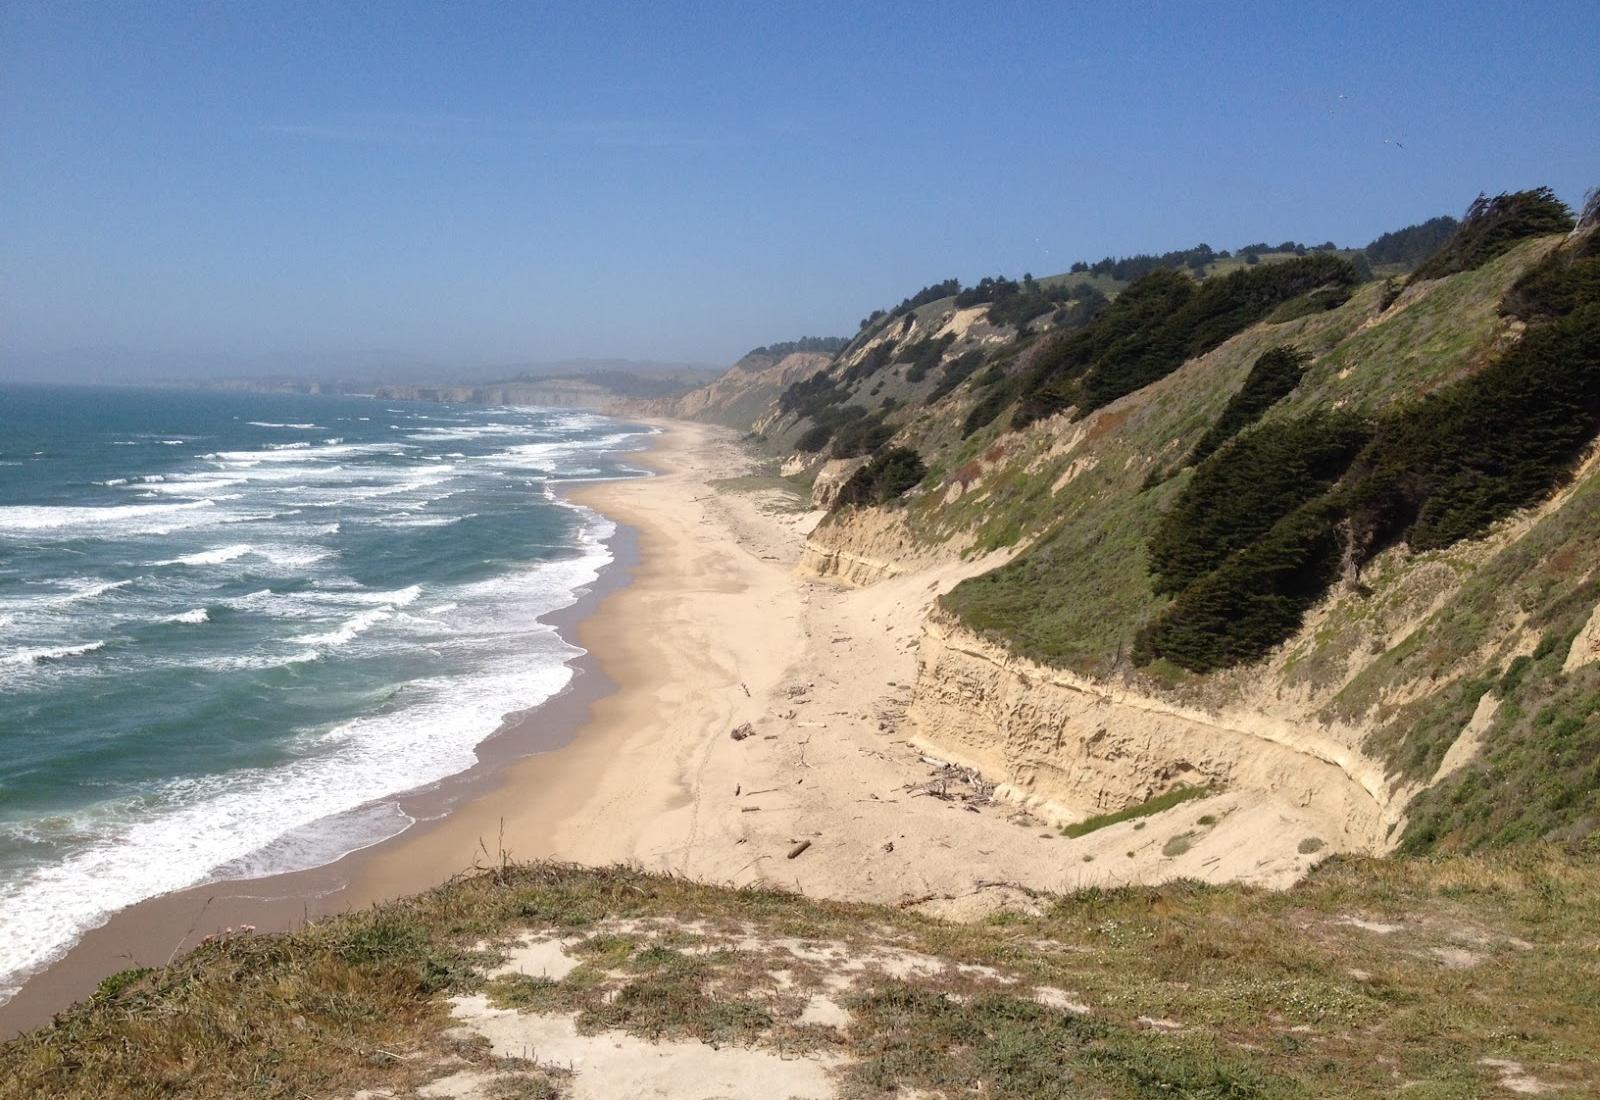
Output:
[[905, 755, 995, 808]]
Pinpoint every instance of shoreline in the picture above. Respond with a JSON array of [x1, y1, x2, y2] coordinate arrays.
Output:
[[2, 413, 1341, 1041], [0, 424, 665, 1039]]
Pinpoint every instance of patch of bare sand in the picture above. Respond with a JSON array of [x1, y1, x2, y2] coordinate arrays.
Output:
[[446, 1001, 839, 1100]]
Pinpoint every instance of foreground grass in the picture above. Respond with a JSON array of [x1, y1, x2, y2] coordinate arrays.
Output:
[[3, 848, 1598, 1098]]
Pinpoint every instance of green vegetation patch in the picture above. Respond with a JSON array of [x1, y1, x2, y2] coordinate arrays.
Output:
[[1136, 497, 1349, 673], [1139, 229, 1599, 673], [1151, 411, 1369, 596], [1344, 278, 1600, 560], [901, 332, 956, 383], [834, 446, 928, 509], [1403, 662, 1600, 854], [1062, 786, 1214, 838], [926, 348, 987, 404], [1185, 346, 1310, 466], [1011, 254, 1357, 429]]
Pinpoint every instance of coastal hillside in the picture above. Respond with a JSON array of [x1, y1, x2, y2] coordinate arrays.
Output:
[[667, 188, 1600, 860]]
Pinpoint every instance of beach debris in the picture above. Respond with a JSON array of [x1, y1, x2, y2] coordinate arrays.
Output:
[[787, 840, 813, 860], [739, 680, 751, 697], [905, 758, 997, 807], [730, 722, 755, 741], [882, 841, 895, 853]]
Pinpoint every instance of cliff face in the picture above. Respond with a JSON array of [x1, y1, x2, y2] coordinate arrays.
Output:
[[908, 612, 1395, 851], [629, 350, 834, 428]]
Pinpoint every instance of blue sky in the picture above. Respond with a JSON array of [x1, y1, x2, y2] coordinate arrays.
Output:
[[2, 1, 1595, 375]]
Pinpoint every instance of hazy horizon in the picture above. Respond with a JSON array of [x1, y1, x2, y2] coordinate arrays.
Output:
[[4, 1, 1596, 380]]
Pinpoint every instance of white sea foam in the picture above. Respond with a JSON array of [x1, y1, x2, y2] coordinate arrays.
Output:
[[156, 544, 253, 566], [0, 499, 219, 534], [162, 608, 210, 624], [287, 607, 393, 647], [247, 421, 324, 430], [1, 641, 106, 666]]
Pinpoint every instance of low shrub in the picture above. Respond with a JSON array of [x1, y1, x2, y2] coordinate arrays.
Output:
[[833, 447, 928, 508]]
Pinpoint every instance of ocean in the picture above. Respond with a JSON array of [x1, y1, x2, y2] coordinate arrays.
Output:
[[0, 384, 647, 1003]]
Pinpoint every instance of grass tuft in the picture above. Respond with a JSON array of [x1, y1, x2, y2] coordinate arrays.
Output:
[[1063, 787, 1213, 838]]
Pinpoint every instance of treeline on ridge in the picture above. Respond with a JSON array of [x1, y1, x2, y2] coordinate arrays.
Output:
[[1364, 216, 1458, 269], [743, 336, 847, 361], [1411, 188, 1574, 280], [1007, 254, 1357, 430]]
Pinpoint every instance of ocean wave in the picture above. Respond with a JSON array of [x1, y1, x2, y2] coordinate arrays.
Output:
[[246, 421, 324, 430], [156, 544, 253, 566], [161, 608, 210, 625], [485, 431, 641, 466], [365, 512, 475, 529], [50, 578, 131, 604], [201, 442, 410, 464], [0, 499, 219, 534], [287, 607, 393, 648], [256, 545, 334, 567], [1, 641, 106, 667], [306, 584, 422, 607]]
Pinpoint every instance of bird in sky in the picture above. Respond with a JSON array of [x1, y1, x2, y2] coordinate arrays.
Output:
[[1385, 138, 1406, 150]]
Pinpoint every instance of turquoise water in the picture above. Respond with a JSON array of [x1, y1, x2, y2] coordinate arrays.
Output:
[[0, 384, 647, 1000]]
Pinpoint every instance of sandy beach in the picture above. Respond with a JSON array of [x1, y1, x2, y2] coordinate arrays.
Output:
[[348, 419, 1153, 913]]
